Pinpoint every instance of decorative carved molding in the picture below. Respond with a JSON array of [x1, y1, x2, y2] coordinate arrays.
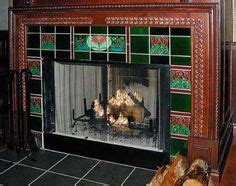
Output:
[[105, 16, 205, 137], [10, 3, 216, 12], [215, 10, 220, 139]]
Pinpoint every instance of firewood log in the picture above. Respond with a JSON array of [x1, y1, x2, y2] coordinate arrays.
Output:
[[176, 159, 211, 186], [161, 155, 189, 186], [147, 155, 189, 186]]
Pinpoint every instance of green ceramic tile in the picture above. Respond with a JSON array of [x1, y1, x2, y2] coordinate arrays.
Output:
[[75, 26, 90, 34], [109, 54, 126, 62], [75, 52, 90, 60], [170, 138, 188, 156], [150, 56, 169, 65], [131, 27, 148, 35], [30, 117, 42, 132], [41, 51, 55, 58], [56, 51, 70, 58], [27, 26, 40, 32], [171, 93, 191, 112], [91, 26, 107, 34], [41, 26, 55, 33], [171, 56, 191, 66], [171, 37, 191, 56], [108, 26, 125, 34], [131, 54, 149, 64], [27, 50, 40, 57], [56, 26, 70, 33], [131, 36, 149, 53], [29, 80, 41, 94], [91, 53, 107, 61], [150, 27, 169, 35], [56, 35, 70, 50], [27, 34, 40, 48], [171, 28, 191, 36]]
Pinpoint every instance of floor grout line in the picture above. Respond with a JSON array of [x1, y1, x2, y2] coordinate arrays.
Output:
[[43, 148, 158, 171], [0, 158, 13, 163], [121, 167, 136, 186], [136, 166, 158, 172], [81, 178, 110, 185], [28, 154, 69, 185], [48, 170, 81, 180], [74, 160, 101, 185], [0, 159, 16, 174], [0, 156, 28, 175], [18, 163, 47, 172]]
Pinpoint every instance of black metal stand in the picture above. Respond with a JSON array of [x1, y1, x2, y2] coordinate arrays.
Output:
[[6, 69, 38, 162]]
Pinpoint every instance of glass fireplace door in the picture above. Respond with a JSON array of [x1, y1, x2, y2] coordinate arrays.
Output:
[[43, 59, 170, 152]]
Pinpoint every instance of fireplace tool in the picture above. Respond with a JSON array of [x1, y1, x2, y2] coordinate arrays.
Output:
[[7, 69, 37, 161], [71, 97, 100, 128]]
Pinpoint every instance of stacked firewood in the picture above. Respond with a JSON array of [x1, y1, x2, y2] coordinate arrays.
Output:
[[147, 155, 214, 186]]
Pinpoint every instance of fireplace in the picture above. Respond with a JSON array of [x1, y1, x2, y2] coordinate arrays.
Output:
[[9, 0, 234, 182], [43, 59, 170, 168]]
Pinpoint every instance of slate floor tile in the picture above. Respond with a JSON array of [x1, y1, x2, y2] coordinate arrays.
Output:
[[76, 179, 107, 186], [0, 165, 43, 186], [51, 155, 99, 178], [20, 150, 66, 169], [85, 161, 133, 186], [123, 168, 156, 186], [0, 149, 26, 162], [0, 160, 14, 173], [31, 172, 79, 186]]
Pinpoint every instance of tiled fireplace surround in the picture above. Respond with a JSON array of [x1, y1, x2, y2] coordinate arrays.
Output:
[[9, 1, 233, 182], [27, 25, 191, 156]]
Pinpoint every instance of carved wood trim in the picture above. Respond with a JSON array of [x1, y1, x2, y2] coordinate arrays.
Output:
[[9, 3, 218, 12], [105, 16, 205, 137], [215, 7, 220, 139]]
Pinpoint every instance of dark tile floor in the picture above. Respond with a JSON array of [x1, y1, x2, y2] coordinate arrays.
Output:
[[0, 149, 156, 186]]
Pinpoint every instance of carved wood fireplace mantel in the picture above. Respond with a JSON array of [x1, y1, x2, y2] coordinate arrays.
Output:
[[9, 0, 232, 182]]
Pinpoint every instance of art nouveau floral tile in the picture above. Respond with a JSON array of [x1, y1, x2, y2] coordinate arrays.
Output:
[[30, 96, 42, 115], [109, 36, 126, 53], [75, 35, 90, 51], [150, 36, 169, 55], [170, 115, 191, 136], [87, 35, 110, 51], [41, 34, 55, 50], [28, 58, 42, 78], [171, 69, 191, 90]]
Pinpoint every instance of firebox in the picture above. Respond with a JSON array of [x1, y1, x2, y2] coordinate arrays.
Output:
[[43, 59, 170, 168]]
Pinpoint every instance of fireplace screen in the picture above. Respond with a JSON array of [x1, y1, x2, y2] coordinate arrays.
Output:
[[43, 59, 170, 152]]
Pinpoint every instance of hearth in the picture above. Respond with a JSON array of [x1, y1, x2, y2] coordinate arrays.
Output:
[[43, 59, 170, 168]]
